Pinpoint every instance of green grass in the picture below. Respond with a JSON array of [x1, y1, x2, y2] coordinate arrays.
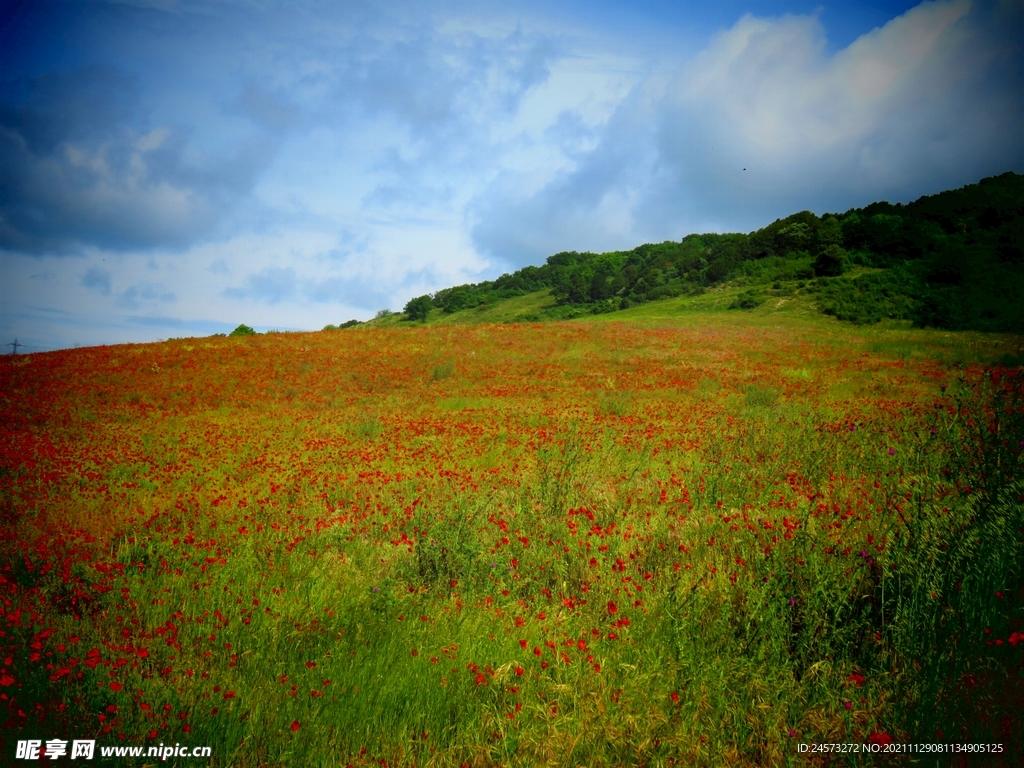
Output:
[[6, 304, 1024, 767]]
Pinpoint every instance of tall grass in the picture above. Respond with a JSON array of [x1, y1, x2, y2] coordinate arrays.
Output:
[[2, 327, 1022, 766]]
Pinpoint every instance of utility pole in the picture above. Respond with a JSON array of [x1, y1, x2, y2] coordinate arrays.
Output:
[[6, 338, 23, 354]]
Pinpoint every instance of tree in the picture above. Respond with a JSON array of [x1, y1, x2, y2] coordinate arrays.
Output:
[[404, 295, 433, 322], [230, 324, 256, 336], [813, 244, 850, 277], [816, 216, 843, 250]]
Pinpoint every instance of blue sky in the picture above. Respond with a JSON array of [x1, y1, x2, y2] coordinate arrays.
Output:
[[1, 0, 1022, 351]]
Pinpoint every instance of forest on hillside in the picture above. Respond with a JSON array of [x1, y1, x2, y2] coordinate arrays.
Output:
[[393, 171, 1024, 333]]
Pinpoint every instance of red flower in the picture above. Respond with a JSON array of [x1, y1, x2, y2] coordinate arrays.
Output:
[[847, 673, 865, 687], [109, 682, 123, 692], [291, 720, 300, 732], [670, 692, 680, 703], [868, 732, 893, 746], [606, 601, 618, 614], [475, 673, 487, 686]]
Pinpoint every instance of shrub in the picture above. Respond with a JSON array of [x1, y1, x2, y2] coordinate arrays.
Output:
[[404, 295, 433, 322], [813, 244, 850, 277], [229, 324, 256, 336], [728, 290, 766, 310]]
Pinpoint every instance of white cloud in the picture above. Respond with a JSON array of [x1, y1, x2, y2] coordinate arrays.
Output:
[[471, 0, 1024, 262], [3, 0, 1022, 350]]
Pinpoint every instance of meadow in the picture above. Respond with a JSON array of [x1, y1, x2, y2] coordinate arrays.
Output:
[[1, 314, 1022, 766]]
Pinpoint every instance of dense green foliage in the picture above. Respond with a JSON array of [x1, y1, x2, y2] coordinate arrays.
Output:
[[403, 295, 434, 322], [323, 319, 364, 330], [410, 172, 1024, 332]]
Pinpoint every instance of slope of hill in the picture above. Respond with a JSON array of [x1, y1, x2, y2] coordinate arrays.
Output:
[[336, 171, 1023, 334]]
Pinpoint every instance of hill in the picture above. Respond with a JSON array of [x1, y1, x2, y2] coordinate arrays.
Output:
[[328, 171, 1024, 334]]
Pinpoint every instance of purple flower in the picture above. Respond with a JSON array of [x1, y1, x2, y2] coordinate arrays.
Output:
[[888, 448, 895, 455]]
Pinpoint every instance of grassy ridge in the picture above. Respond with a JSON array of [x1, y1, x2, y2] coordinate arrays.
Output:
[[1, 317, 1023, 765], [341, 171, 1022, 335]]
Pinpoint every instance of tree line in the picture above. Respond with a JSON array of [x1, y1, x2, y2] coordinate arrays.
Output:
[[388, 171, 1022, 332]]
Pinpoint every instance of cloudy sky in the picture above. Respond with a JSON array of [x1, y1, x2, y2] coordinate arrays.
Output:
[[1, 0, 1022, 350]]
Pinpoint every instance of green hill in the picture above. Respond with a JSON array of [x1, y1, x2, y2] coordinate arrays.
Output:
[[332, 171, 1024, 334]]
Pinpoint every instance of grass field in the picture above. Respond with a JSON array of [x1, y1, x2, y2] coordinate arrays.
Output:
[[1, 312, 1023, 766]]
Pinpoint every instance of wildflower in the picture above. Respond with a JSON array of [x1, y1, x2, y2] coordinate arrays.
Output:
[[291, 720, 300, 732]]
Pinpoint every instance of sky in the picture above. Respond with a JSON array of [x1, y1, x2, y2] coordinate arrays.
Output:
[[1, 0, 1022, 351]]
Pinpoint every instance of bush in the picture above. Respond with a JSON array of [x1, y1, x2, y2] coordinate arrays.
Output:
[[813, 244, 850, 277], [816, 268, 921, 324], [325, 319, 363, 330], [404, 295, 434, 322], [728, 290, 766, 310], [230, 324, 256, 336]]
